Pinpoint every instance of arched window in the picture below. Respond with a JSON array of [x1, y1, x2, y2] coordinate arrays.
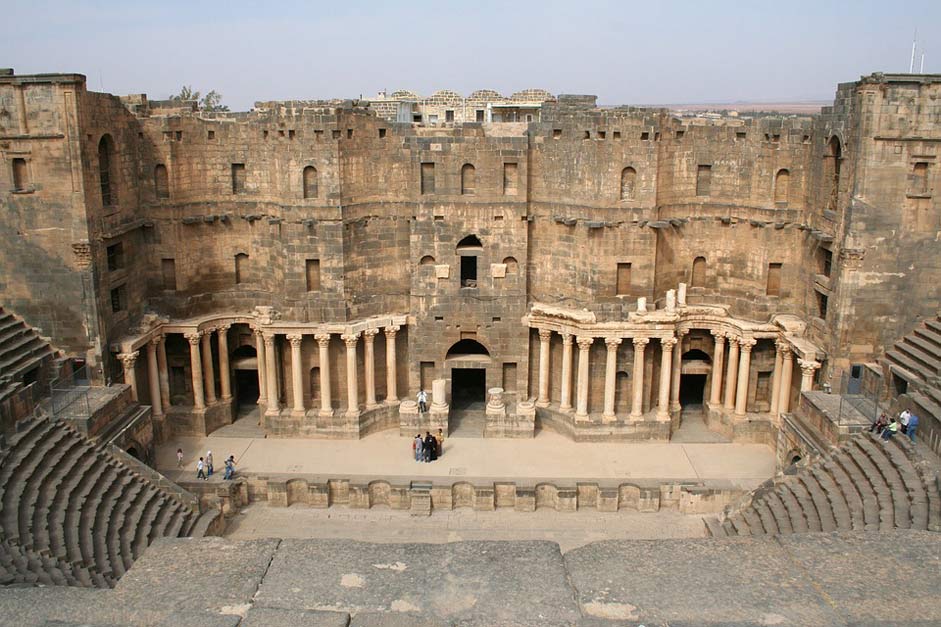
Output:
[[461, 164, 476, 195], [503, 256, 518, 274], [303, 166, 318, 199], [446, 339, 490, 359], [235, 253, 249, 284], [774, 169, 790, 205], [825, 137, 841, 212], [11, 158, 28, 191], [420, 255, 435, 265], [620, 167, 636, 200], [691, 256, 706, 288], [457, 235, 482, 287], [98, 135, 116, 207], [154, 164, 169, 200]]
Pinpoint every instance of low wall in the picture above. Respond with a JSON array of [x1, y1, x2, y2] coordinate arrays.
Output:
[[536, 406, 671, 442]]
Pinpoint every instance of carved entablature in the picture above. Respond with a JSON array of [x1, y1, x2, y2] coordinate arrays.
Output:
[[252, 306, 281, 326], [839, 248, 865, 270], [529, 302, 597, 324]]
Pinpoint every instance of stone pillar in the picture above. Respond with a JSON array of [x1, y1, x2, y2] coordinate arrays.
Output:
[[156, 336, 170, 410], [264, 333, 279, 416], [201, 331, 216, 404], [735, 339, 756, 416], [770, 341, 784, 415], [575, 336, 593, 420], [255, 329, 268, 405], [536, 329, 552, 407], [777, 346, 794, 414], [287, 334, 304, 414], [217, 325, 232, 401], [631, 337, 649, 419], [185, 333, 205, 410], [670, 330, 686, 412], [316, 333, 332, 416], [798, 359, 820, 392], [342, 333, 360, 417], [363, 329, 379, 409], [602, 337, 622, 422], [384, 325, 399, 403], [560, 333, 574, 412], [658, 337, 677, 420], [677, 282, 687, 306], [709, 331, 725, 405], [146, 339, 163, 418], [119, 351, 140, 402], [723, 337, 739, 411], [431, 378, 448, 410]]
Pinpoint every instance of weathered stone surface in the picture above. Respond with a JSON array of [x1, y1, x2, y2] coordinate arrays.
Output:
[[253, 539, 581, 625], [242, 607, 351, 627]]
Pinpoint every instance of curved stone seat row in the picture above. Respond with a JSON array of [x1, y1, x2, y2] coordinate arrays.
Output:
[[0, 307, 54, 384], [0, 417, 221, 588], [705, 432, 941, 538]]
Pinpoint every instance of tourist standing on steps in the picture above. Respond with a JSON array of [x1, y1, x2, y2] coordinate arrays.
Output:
[[899, 409, 911, 434], [437, 428, 445, 458], [176, 448, 184, 468], [197, 457, 207, 480], [908, 412, 919, 443], [417, 390, 428, 414], [413, 434, 423, 462], [206, 450, 214, 476]]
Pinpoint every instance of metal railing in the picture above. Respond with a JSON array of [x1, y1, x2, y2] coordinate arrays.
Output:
[[825, 370, 886, 426], [49, 365, 91, 420]]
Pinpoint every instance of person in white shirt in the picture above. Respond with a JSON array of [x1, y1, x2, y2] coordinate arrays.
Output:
[[899, 409, 912, 434], [417, 390, 428, 414], [196, 457, 207, 480]]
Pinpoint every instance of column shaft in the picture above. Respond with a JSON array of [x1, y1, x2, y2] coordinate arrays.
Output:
[[264, 334, 279, 416], [287, 335, 304, 413], [146, 341, 163, 417], [364, 329, 378, 409], [769, 342, 784, 415], [537, 329, 552, 407], [735, 340, 755, 416], [798, 359, 820, 392], [631, 338, 649, 419], [186, 334, 205, 410], [723, 338, 739, 410], [157, 336, 170, 409], [709, 332, 725, 405], [343, 333, 359, 416], [217, 325, 231, 401], [201, 332, 216, 404], [560, 334, 574, 411], [658, 338, 676, 420], [602, 338, 621, 421], [575, 336, 593, 419], [778, 351, 794, 414], [384, 326, 399, 402], [670, 332, 684, 411], [255, 330, 268, 405], [316, 333, 332, 415]]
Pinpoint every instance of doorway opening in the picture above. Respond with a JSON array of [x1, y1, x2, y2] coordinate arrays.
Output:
[[235, 370, 260, 407], [679, 374, 707, 406], [452, 368, 486, 410]]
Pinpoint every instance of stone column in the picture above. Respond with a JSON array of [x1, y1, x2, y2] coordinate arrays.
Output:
[[255, 329, 268, 405], [217, 325, 232, 401], [200, 331, 216, 404], [777, 346, 794, 414], [798, 359, 820, 392], [316, 333, 332, 416], [575, 336, 593, 420], [342, 333, 360, 417], [670, 330, 686, 412], [536, 329, 552, 407], [770, 340, 784, 415], [287, 334, 304, 414], [602, 337, 622, 422], [709, 331, 725, 405], [723, 337, 739, 411], [264, 333, 279, 416], [631, 337, 649, 419], [157, 336, 170, 409], [146, 339, 163, 418], [384, 325, 399, 403], [119, 351, 140, 401], [658, 337, 677, 420], [735, 339, 756, 416], [560, 333, 574, 412], [363, 329, 379, 409], [185, 332, 205, 410]]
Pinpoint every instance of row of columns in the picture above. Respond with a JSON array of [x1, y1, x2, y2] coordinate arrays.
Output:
[[254, 325, 400, 417], [535, 330, 676, 422]]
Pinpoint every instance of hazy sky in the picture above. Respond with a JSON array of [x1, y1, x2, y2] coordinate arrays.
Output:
[[4, 0, 940, 111]]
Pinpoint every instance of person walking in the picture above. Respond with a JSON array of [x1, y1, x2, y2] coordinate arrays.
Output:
[[206, 450, 214, 476], [417, 390, 428, 414], [413, 434, 423, 462], [223, 455, 235, 480], [908, 412, 919, 443], [437, 428, 445, 458], [176, 448, 184, 469], [196, 457, 207, 480]]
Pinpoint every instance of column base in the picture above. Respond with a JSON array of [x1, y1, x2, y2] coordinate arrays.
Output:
[[655, 411, 671, 422], [346, 409, 360, 419], [560, 405, 573, 414], [536, 399, 551, 408], [385, 398, 399, 406], [291, 409, 307, 419], [319, 408, 334, 418], [574, 412, 590, 423], [365, 402, 379, 410], [602, 413, 617, 423], [265, 406, 281, 418]]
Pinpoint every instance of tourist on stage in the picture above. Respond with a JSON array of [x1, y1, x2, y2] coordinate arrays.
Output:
[[223, 455, 236, 480], [437, 428, 445, 458], [196, 457, 207, 480], [206, 450, 214, 476], [413, 434, 423, 462], [424, 431, 435, 462], [176, 448, 184, 469], [417, 390, 428, 414]]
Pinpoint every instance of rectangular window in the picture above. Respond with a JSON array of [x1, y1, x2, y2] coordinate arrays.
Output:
[[552, 129, 562, 139], [460, 256, 477, 287], [110, 285, 127, 313], [766, 263, 782, 296], [817, 291, 828, 319], [420, 361, 435, 391], [911, 162, 929, 195], [305, 258, 321, 291], [161, 258, 177, 290], [428, 114, 438, 124], [231, 163, 246, 194], [616, 262, 632, 296], [12, 158, 28, 191], [476, 110, 485, 123], [207, 130, 215, 140], [502, 363, 518, 393], [378, 128, 387, 138], [503, 163, 518, 195], [696, 165, 712, 196], [818, 249, 832, 277], [445, 110, 454, 122], [106, 242, 125, 272], [421, 162, 435, 195]]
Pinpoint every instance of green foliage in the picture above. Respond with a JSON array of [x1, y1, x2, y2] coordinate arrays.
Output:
[[169, 86, 229, 112]]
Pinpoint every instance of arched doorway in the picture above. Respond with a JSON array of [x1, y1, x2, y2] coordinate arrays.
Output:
[[679, 349, 711, 406], [231, 344, 259, 408], [446, 339, 490, 411]]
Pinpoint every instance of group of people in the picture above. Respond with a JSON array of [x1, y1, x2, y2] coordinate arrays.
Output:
[[177, 448, 237, 480], [413, 429, 444, 462], [870, 408, 919, 443]]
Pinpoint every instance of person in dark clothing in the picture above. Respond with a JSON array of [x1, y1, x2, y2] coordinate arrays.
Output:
[[870, 413, 888, 434], [424, 432, 436, 462]]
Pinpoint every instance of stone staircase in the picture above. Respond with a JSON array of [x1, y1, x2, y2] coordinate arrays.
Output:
[[0, 416, 221, 588], [704, 432, 941, 537], [884, 313, 941, 452], [0, 306, 56, 402]]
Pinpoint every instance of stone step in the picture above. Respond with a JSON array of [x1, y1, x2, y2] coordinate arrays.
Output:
[[91, 473, 135, 576], [776, 484, 809, 533], [0, 420, 54, 488], [36, 444, 95, 554], [924, 318, 941, 336], [105, 480, 144, 578], [830, 451, 880, 530], [703, 516, 726, 537], [854, 437, 911, 529], [913, 325, 941, 352], [785, 479, 823, 532], [728, 512, 752, 535], [187, 510, 221, 538], [882, 437, 930, 530], [148, 500, 177, 544], [164, 507, 188, 539], [821, 459, 865, 530], [54, 451, 106, 562], [132, 491, 164, 560], [811, 466, 853, 530], [885, 350, 927, 384], [842, 442, 895, 530], [896, 340, 941, 375], [797, 473, 837, 532], [903, 332, 941, 361], [119, 485, 156, 570], [76, 464, 119, 566], [2, 427, 69, 541], [761, 492, 792, 534], [26, 435, 84, 549], [742, 508, 766, 535]]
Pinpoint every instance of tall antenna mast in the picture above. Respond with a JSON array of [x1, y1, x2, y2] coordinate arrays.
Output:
[[921, 52, 926, 74], [910, 29, 917, 73]]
